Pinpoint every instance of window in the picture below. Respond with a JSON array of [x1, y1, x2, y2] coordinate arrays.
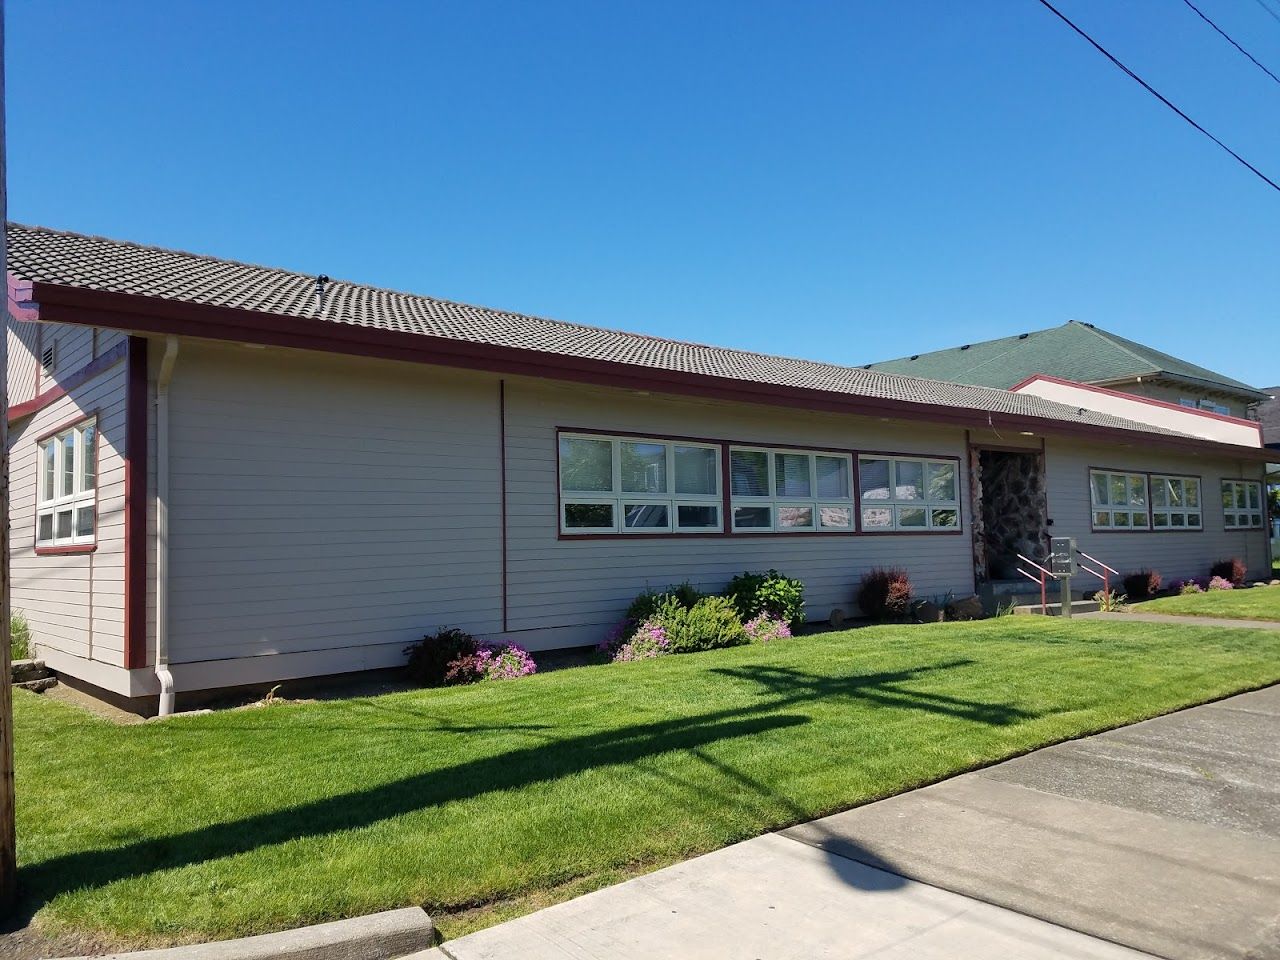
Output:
[[1089, 470, 1149, 530], [730, 447, 854, 532], [1151, 475, 1201, 530], [1221, 480, 1264, 530], [36, 418, 97, 548], [559, 433, 721, 534], [858, 456, 960, 532], [1198, 399, 1230, 416]]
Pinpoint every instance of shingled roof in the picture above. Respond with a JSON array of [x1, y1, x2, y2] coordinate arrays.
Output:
[[1, 223, 1230, 446], [865, 320, 1268, 401]]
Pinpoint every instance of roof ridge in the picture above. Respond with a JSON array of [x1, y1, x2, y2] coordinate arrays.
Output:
[[1070, 320, 1162, 377]]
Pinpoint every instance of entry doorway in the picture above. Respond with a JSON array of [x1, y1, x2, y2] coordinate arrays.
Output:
[[972, 448, 1050, 582]]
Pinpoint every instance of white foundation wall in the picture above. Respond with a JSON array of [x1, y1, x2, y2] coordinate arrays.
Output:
[[162, 343, 504, 684], [501, 378, 976, 650], [7, 355, 130, 675], [1044, 438, 1270, 583]]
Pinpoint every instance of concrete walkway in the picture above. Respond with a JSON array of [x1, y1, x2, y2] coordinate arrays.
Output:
[[422, 685, 1280, 960], [1081, 610, 1280, 630]]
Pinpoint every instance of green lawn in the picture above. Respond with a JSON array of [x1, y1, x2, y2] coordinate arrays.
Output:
[[15, 618, 1280, 948], [1136, 584, 1280, 621]]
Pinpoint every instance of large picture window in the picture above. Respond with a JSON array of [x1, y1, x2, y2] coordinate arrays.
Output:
[[729, 447, 855, 532], [37, 417, 97, 548], [559, 433, 721, 534], [1150, 475, 1202, 530], [1089, 470, 1149, 530], [1221, 480, 1264, 530], [857, 456, 960, 531]]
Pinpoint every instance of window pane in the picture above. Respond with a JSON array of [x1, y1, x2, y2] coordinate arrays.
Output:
[[560, 438, 613, 492], [859, 459, 891, 500], [624, 503, 669, 529], [1129, 476, 1147, 507], [926, 462, 957, 503], [1153, 512, 1169, 528], [1132, 512, 1148, 528], [1114, 511, 1130, 527], [897, 506, 927, 528], [1236, 486, 1247, 509], [931, 508, 958, 528], [75, 505, 95, 538], [1225, 513, 1236, 527], [620, 442, 667, 494], [1186, 480, 1199, 507], [774, 453, 811, 498], [1110, 475, 1128, 506], [777, 505, 814, 529], [815, 456, 850, 499], [1171, 512, 1185, 527], [1221, 482, 1233, 508], [862, 506, 893, 529], [61, 433, 75, 497], [81, 424, 97, 492], [564, 502, 613, 529], [1095, 511, 1111, 527], [730, 450, 770, 497], [819, 505, 852, 528], [895, 461, 924, 500], [1091, 472, 1109, 506], [1251, 513, 1263, 528], [56, 509, 73, 540], [1152, 480, 1167, 508], [1166, 478, 1182, 507], [674, 446, 718, 496], [733, 505, 771, 528], [1187, 513, 1200, 527], [677, 504, 719, 528], [1248, 485, 1261, 509], [37, 513, 53, 543]]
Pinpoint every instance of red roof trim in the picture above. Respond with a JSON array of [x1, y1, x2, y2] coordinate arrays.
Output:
[[22, 281, 1274, 463], [1011, 373, 1262, 431]]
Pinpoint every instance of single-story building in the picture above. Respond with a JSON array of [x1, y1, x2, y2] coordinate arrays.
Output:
[[5, 224, 1273, 713]]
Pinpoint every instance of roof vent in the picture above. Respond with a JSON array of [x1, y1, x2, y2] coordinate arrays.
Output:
[[315, 274, 330, 314], [1018, 333, 1029, 340], [40, 343, 55, 373], [909, 355, 919, 361], [960, 344, 970, 351]]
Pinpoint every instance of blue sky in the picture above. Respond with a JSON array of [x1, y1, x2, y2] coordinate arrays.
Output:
[[7, 1, 1279, 386]]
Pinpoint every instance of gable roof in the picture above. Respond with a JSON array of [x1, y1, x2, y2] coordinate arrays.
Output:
[[865, 320, 1268, 401], [4, 223, 1262, 455]]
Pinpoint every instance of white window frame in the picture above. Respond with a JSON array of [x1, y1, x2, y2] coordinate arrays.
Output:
[[36, 417, 98, 548], [728, 446, 855, 533], [1150, 474, 1202, 530], [1221, 479, 1264, 530], [856, 455, 961, 533], [558, 432, 722, 535], [1089, 470, 1150, 531]]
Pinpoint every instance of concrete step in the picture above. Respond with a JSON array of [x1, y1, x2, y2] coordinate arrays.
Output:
[[1014, 599, 1103, 616]]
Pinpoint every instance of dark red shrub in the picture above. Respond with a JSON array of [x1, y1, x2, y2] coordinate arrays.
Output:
[[1122, 569, 1161, 600], [858, 567, 913, 621], [1210, 558, 1247, 586]]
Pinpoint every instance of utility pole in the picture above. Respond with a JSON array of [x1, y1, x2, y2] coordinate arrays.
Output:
[[0, 0, 17, 912]]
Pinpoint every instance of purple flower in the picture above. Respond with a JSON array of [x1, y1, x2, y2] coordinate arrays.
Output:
[[1208, 576, 1234, 591], [610, 618, 669, 662], [744, 614, 791, 644]]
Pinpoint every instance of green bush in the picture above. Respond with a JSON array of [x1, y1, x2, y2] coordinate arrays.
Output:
[[625, 582, 704, 624], [726, 570, 806, 629], [11, 612, 30, 661], [655, 596, 748, 653], [405, 627, 478, 687]]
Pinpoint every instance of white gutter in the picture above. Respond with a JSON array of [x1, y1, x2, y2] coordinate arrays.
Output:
[[154, 336, 179, 716]]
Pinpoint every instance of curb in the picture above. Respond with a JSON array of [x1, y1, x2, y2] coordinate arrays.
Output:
[[55, 907, 436, 960]]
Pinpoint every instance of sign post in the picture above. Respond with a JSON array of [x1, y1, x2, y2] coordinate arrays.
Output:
[[1049, 537, 1077, 619]]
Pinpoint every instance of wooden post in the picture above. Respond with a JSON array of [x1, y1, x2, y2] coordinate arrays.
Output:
[[0, 0, 18, 911]]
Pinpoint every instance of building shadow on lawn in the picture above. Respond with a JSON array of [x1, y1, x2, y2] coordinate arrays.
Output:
[[14, 659, 1038, 923]]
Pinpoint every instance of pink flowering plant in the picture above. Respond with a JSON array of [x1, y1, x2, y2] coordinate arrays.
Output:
[[744, 614, 791, 644], [610, 619, 671, 662], [1171, 577, 1207, 595], [1208, 576, 1234, 591], [443, 642, 537, 684]]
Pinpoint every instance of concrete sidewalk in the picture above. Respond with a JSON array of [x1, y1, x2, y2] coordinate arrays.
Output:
[[422, 687, 1280, 959]]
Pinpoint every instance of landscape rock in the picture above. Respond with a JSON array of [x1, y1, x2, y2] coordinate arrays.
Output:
[[913, 600, 943, 624], [16, 677, 56, 693], [946, 595, 985, 621], [12, 659, 51, 683]]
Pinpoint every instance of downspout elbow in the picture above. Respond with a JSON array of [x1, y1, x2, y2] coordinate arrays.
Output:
[[155, 335, 179, 716]]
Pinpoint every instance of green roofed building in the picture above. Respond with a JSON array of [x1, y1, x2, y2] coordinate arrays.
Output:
[[865, 320, 1268, 418]]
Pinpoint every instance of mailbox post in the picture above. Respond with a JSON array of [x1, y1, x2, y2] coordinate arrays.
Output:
[[1049, 537, 1077, 618]]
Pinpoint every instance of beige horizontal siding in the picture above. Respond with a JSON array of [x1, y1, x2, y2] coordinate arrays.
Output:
[[164, 342, 504, 666], [1044, 438, 1270, 583], [7, 317, 40, 404], [502, 378, 975, 644], [8, 353, 129, 670]]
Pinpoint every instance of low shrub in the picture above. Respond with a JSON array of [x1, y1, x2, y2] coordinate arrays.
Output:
[[1122, 570, 1161, 601], [11, 612, 30, 662], [625, 582, 704, 626], [1208, 575, 1234, 591], [744, 614, 791, 644], [658, 595, 748, 653], [1094, 589, 1127, 612], [405, 627, 478, 687], [726, 570, 806, 629], [1174, 578, 1206, 595], [444, 643, 538, 683], [857, 568, 913, 621], [609, 620, 671, 662], [1210, 558, 1247, 587]]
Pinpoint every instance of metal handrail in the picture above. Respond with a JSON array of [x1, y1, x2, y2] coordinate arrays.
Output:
[[1015, 553, 1051, 615], [1076, 549, 1118, 576], [1016, 554, 1054, 578]]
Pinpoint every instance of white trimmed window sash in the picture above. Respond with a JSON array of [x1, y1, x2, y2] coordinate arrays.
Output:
[[36, 418, 98, 547], [1221, 480, 1264, 530], [857, 456, 960, 532], [729, 447, 854, 533]]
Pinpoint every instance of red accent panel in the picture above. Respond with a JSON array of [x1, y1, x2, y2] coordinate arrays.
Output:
[[1012, 373, 1263, 431], [10, 341, 128, 422], [6, 270, 38, 321], [34, 544, 97, 556], [124, 337, 149, 670], [499, 380, 509, 633]]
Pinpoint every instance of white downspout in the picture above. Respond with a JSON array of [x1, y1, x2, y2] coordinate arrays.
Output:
[[155, 336, 179, 716]]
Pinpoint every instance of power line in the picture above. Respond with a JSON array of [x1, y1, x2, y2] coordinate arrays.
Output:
[[1035, 0, 1280, 194], [1182, 0, 1280, 86], [1251, 0, 1280, 27]]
